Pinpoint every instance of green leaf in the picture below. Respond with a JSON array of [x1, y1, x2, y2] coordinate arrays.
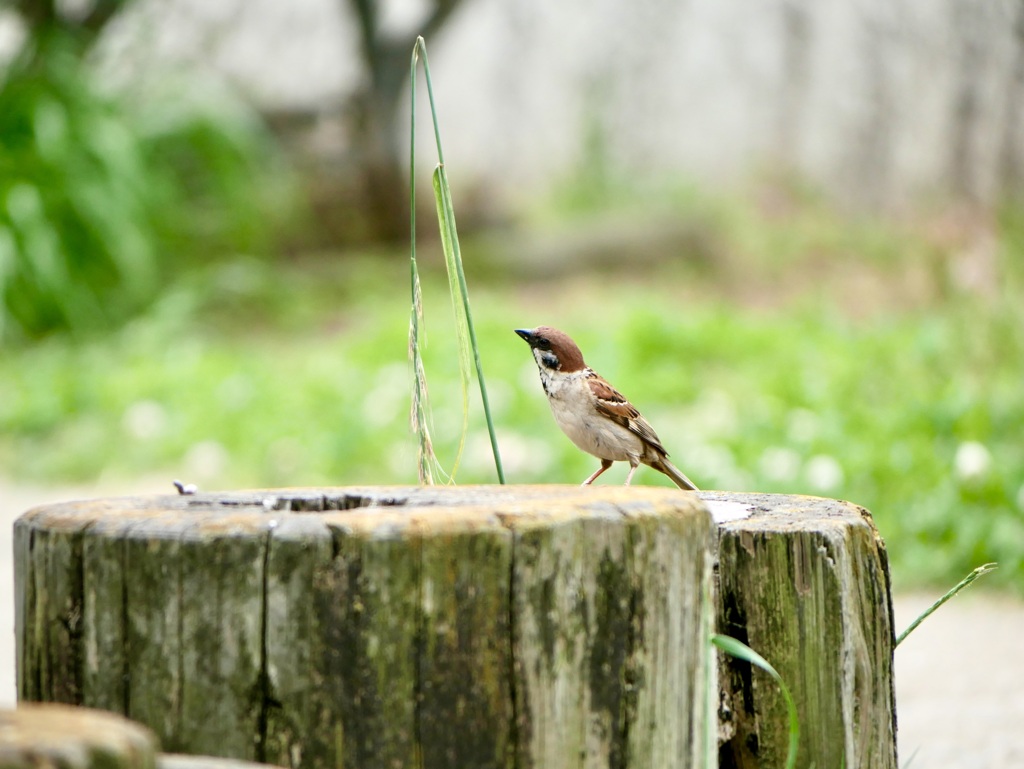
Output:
[[431, 164, 472, 478], [712, 634, 800, 769]]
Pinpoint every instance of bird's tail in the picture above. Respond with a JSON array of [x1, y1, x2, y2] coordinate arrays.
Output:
[[652, 458, 699, 491]]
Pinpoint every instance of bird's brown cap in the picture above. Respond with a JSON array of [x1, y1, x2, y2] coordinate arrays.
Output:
[[514, 326, 586, 371]]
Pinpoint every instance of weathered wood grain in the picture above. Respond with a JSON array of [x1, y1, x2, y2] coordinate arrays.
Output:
[[298, 508, 424, 769], [508, 506, 628, 768], [176, 513, 266, 759], [711, 492, 897, 769], [416, 510, 515, 769], [121, 512, 187, 750], [15, 505, 90, 705], [82, 513, 131, 713], [623, 498, 716, 769], [260, 514, 334, 769], [503, 494, 716, 769]]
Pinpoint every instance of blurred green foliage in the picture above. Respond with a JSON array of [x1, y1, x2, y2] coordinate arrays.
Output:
[[0, 33, 293, 339], [0, 172, 1021, 593]]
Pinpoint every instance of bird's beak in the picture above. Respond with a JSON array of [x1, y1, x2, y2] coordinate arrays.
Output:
[[514, 328, 534, 344]]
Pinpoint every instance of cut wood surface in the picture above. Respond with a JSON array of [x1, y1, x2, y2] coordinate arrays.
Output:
[[0, 703, 285, 769], [14, 486, 715, 769], [158, 754, 285, 769], [0, 703, 157, 769], [710, 491, 897, 769]]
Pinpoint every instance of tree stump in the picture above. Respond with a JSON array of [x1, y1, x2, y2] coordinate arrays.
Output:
[[709, 492, 897, 769], [14, 486, 716, 769], [0, 704, 286, 769], [0, 703, 157, 769]]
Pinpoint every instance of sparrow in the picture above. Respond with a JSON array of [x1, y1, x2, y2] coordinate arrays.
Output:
[[515, 326, 698, 490]]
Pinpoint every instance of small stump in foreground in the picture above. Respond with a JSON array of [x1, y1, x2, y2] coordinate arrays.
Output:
[[0, 704, 156, 769], [0, 704, 285, 769]]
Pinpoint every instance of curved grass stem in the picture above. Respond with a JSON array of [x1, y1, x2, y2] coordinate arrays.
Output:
[[409, 36, 505, 484]]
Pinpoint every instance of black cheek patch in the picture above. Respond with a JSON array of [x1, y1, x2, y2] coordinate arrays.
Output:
[[541, 352, 559, 370]]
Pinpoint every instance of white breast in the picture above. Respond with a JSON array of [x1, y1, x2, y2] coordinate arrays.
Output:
[[539, 368, 642, 463]]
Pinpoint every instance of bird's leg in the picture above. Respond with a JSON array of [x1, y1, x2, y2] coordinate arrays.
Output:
[[624, 462, 639, 486], [582, 458, 614, 486]]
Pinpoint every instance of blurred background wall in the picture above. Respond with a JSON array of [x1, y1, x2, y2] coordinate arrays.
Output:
[[50, 0, 1024, 214]]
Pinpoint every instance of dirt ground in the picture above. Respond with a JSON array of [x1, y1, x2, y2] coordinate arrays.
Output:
[[2, 479, 1022, 767]]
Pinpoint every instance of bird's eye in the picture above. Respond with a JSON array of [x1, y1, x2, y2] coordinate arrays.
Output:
[[536, 337, 551, 351]]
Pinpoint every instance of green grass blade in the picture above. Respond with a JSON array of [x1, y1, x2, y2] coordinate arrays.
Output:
[[409, 36, 505, 483], [712, 634, 800, 769], [432, 164, 471, 478], [895, 562, 998, 647]]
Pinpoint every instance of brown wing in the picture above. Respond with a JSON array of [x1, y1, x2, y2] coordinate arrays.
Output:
[[588, 373, 669, 456]]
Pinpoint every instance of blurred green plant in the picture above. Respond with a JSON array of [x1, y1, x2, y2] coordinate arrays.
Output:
[[713, 634, 799, 769], [0, 33, 293, 340], [0, 181, 1021, 593]]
